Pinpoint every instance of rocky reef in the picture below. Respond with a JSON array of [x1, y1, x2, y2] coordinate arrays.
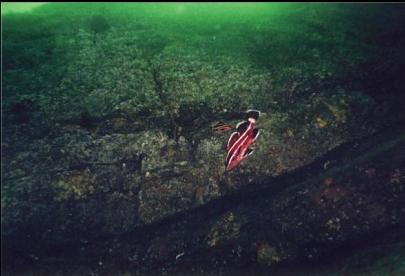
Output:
[[2, 111, 405, 275]]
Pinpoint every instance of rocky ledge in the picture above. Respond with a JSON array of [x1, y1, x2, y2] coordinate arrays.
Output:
[[2, 113, 404, 274]]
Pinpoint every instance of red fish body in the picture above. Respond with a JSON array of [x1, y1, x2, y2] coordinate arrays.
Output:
[[225, 110, 260, 171]]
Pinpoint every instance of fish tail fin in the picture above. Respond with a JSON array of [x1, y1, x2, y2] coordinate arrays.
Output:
[[246, 109, 261, 120]]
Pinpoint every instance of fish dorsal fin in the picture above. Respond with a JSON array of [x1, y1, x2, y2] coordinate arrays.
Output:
[[227, 132, 240, 151], [253, 128, 260, 141], [236, 121, 248, 133], [246, 109, 261, 120], [243, 148, 254, 158]]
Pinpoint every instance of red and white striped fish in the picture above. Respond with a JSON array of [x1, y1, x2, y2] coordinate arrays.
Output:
[[225, 110, 261, 171]]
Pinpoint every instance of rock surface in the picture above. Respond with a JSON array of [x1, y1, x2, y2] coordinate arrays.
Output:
[[1, 111, 359, 240], [2, 116, 405, 273]]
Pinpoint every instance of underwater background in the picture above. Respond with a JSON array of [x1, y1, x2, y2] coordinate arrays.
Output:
[[2, 3, 405, 275]]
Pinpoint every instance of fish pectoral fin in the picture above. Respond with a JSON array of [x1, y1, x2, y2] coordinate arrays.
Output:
[[236, 121, 248, 133], [253, 128, 260, 141]]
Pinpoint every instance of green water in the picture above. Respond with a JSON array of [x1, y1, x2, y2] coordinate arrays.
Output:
[[3, 3, 404, 128], [1, 3, 46, 14]]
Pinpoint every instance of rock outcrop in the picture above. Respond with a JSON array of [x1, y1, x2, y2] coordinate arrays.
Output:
[[2, 112, 404, 273]]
